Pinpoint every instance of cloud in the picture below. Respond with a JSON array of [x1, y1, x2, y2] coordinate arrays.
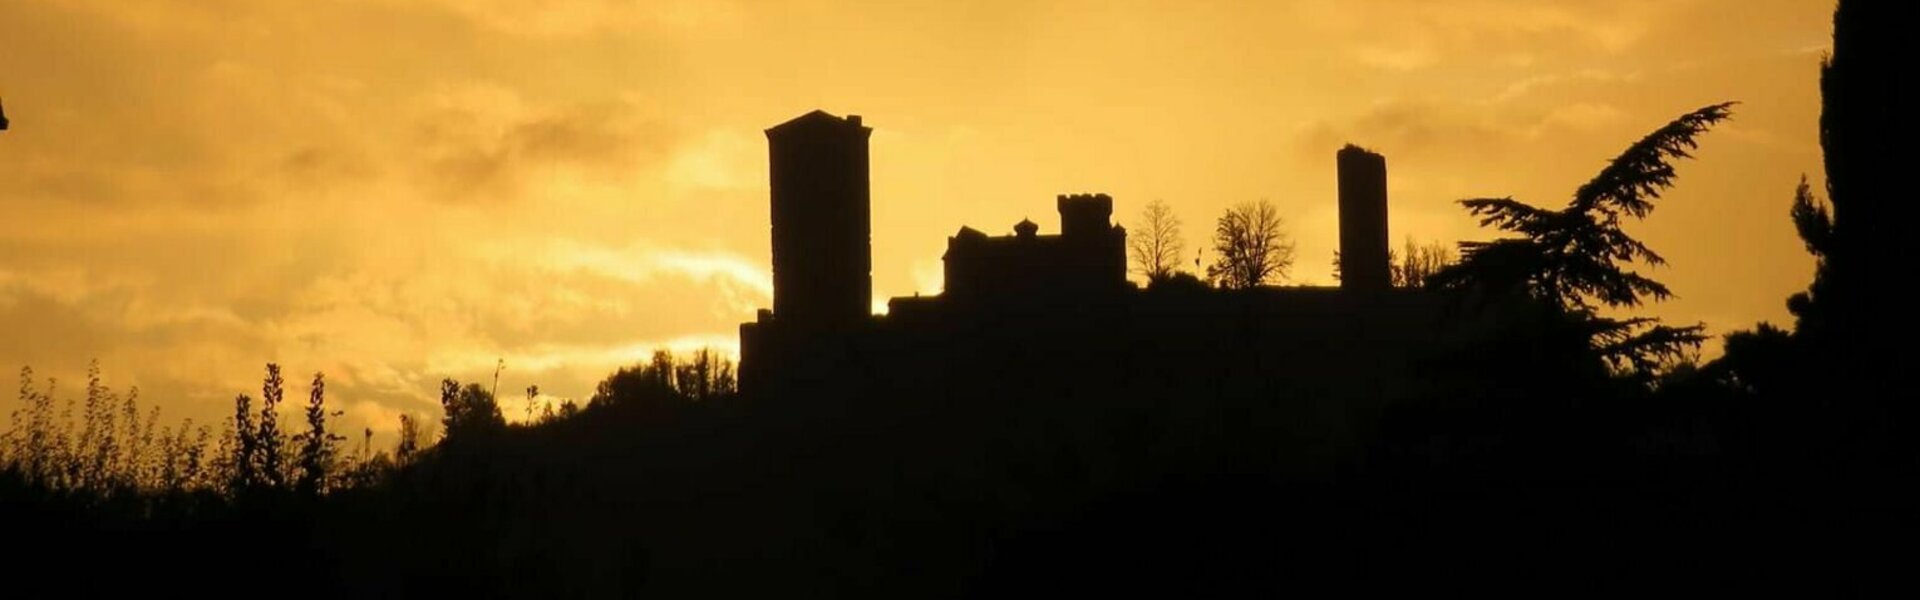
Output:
[[1293, 100, 1523, 163], [1304, 0, 1686, 71], [399, 0, 745, 38], [1534, 102, 1630, 135], [410, 86, 681, 203], [1492, 69, 1643, 104]]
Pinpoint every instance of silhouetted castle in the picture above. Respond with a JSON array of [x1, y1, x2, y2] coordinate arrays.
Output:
[[741, 111, 1461, 443], [941, 193, 1129, 303]]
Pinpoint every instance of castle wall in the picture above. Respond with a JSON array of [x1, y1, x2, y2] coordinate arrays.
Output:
[[941, 194, 1127, 303]]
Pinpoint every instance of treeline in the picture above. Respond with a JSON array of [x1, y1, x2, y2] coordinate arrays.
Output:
[[0, 349, 738, 597], [3, 362, 363, 502], [1, 349, 738, 504]]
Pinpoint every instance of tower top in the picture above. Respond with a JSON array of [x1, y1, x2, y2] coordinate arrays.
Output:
[[764, 109, 874, 328], [767, 109, 868, 136]]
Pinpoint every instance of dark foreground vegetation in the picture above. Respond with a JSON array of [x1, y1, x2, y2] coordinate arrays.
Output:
[[4, 3, 1913, 597]]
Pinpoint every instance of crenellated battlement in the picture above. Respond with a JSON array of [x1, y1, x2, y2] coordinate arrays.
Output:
[[1056, 193, 1115, 239]]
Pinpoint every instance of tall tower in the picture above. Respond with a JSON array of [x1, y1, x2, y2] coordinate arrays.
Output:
[[1337, 145, 1390, 292], [766, 110, 872, 328]]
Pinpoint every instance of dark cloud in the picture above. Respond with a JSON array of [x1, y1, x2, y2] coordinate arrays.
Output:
[[414, 98, 681, 203], [1294, 100, 1527, 166], [0, 287, 113, 364]]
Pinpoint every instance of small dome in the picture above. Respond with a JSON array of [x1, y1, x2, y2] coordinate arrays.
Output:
[[1014, 218, 1039, 238]]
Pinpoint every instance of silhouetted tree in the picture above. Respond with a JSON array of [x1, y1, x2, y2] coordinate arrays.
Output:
[[153, 423, 181, 490], [295, 372, 343, 495], [12, 367, 56, 482], [1790, 0, 1903, 340], [78, 361, 116, 490], [440, 379, 504, 442], [1717, 179, 1836, 399], [1430, 102, 1734, 380], [650, 350, 675, 390], [438, 379, 459, 439], [154, 418, 207, 492], [1149, 271, 1209, 293], [1783, 0, 1912, 363], [230, 394, 257, 492], [1207, 200, 1293, 289], [538, 390, 558, 422], [187, 423, 211, 490], [1331, 238, 1453, 288], [257, 364, 288, 489], [673, 348, 736, 401], [1392, 238, 1455, 289], [1130, 199, 1186, 283], [591, 358, 674, 409], [124, 390, 157, 489], [674, 357, 705, 401], [1710, 0, 1908, 424], [397, 415, 421, 464], [1700, 323, 1797, 395]]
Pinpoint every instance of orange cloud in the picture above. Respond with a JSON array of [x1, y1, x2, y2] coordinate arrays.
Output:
[[0, 0, 1835, 447]]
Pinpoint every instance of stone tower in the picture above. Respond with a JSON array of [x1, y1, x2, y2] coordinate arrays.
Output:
[[1337, 145, 1389, 291], [765, 110, 872, 328]]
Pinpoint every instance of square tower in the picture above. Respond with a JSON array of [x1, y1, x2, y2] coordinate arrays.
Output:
[[766, 110, 873, 328], [1337, 145, 1390, 292]]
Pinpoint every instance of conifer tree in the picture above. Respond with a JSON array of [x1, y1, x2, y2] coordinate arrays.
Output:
[[1430, 102, 1734, 380]]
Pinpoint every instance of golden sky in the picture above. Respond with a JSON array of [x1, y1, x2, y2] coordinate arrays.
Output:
[[1, 0, 1833, 437]]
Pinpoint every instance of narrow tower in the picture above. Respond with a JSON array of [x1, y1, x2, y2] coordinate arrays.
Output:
[[766, 110, 873, 328], [1337, 145, 1390, 292]]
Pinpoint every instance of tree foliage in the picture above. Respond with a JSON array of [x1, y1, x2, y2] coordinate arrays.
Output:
[[1709, 0, 1906, 407], [1430, 102, 1734, 379], [591, 349, 738, 409], [441, 379, 505, 442], [257, 364, 288, 489], [1206, 200, 1294, 289], [1783, 0, 1908, 349], [396, 414, 422, 464], [1391, 238, 1455, 289], [1338, 237, 1456, 288], [294, 371, 343, 495], [1129, 199, 1186, 283], [231, 393, 257, 491]]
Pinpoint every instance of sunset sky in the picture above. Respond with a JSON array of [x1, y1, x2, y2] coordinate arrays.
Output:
[[1, 0, 1834, 439]]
